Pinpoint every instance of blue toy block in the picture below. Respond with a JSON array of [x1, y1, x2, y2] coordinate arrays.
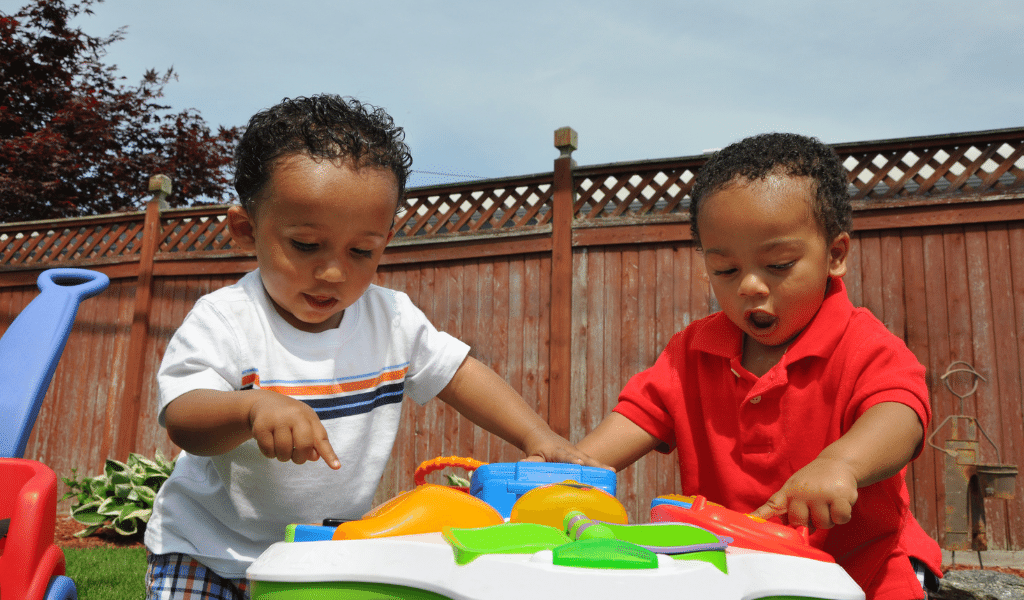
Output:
[[470, 462, 617, 518]]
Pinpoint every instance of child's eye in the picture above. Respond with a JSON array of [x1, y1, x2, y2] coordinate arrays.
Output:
[[768, 261, 796, 271], [291, 240, 319, 252], [712, 268, 736, 276], [352, 248, 374, 258]]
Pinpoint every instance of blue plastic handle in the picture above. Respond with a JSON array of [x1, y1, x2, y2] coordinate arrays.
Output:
[[0, 268, 109, 458], [37, 268, 110, 301]]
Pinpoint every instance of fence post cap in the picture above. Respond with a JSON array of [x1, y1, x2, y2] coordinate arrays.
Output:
[[149, 174, 172, 195], [554, 127, 578, 155], [148, 174, 172, 209]]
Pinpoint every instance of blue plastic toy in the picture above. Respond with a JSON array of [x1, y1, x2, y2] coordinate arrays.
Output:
[[1, 268, 109, 600], [470, 461, 617, 518], [1, 268, 110, 458]]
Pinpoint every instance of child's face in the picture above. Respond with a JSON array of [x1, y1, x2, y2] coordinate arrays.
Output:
[[229, 154, 397, 333], [697, 174, 849, 351]]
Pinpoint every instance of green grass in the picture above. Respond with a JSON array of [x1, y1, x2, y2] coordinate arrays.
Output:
[[64, 546, 147, 600]]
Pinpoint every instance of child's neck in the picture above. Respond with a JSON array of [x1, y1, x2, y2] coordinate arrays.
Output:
[[741, 335, 788, 378]]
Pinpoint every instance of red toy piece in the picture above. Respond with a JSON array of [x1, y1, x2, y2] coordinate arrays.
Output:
[[651, 494, 835, 563], [0, 458, 74, 600]]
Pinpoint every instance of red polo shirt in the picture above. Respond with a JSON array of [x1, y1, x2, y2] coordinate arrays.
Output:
[[614, 277, 941, 600]]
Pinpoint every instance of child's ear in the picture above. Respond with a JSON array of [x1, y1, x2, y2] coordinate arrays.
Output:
[[828, 232, 851, 278], [227, 205, 256, 250]]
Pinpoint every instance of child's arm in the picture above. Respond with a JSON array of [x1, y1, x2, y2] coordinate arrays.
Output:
[[751, 401, 923, 529], [163, 389, 342, 469], [575, 412, 662, 472], [438, 357, 608, 468]]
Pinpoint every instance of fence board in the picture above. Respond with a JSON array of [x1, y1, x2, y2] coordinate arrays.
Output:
[[880, 231, 905, 337], [963, 226, 1006, 546], [570, 250, 590, 444], [619, 248, 641, 523], [523, 254, 544, 423], [861, 234, 885, 321], [901, 234, 937, 535], [488, 259, 512, 465], [846, 237, 863, 308], [504, 257, 525, 464], [635, 247, 659, 524], [458, 261, 480, 461], [1007, 224, 1024, 548], [436, 262, 455, 458], [472, 260, 496, 463], [921, 229, 953, 541], [985, 224, 1024, 548], [658, 246, 682, 499]]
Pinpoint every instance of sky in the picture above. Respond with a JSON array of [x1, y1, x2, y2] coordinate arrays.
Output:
[[59, 0, 1024, 189]]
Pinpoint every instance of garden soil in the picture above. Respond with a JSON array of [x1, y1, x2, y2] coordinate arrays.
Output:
[[56, 516, 144, 550]]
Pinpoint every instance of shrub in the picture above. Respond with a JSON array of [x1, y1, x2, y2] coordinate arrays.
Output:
[[61, 451, 176, 538]]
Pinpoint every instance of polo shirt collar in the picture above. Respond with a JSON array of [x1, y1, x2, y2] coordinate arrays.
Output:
[[691, 276, 854, 366]]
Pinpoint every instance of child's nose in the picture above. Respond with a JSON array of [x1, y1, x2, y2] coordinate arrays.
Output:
[[738, 272, 768, 296], [315, 259, 346, 282]]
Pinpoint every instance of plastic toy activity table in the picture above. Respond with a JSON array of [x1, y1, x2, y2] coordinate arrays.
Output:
[[248, 458, 865, 600]]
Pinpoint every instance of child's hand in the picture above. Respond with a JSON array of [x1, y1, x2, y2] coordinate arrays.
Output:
[[750, 457, 858, 531], [247, 390, 341, 469], [521, 427, 612, 469]]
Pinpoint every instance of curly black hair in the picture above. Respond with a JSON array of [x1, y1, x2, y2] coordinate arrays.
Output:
[[689, 132, 851, 249], [233, 94, 413, 213]]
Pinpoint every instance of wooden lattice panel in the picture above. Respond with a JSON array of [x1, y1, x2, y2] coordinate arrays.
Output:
[[841, 136, 1024, 202], [396, 178, 553, 237], [0, 217, 145, 268], [574, 163, 700, 221], [158, 212, 236, 254]]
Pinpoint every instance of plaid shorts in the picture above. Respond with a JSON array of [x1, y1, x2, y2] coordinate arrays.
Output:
[[146, 552, 250, 600]]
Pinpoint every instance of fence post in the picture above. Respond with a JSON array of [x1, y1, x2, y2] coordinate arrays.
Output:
[[114, 174, 170, 460], [549, 127, 577, 439]]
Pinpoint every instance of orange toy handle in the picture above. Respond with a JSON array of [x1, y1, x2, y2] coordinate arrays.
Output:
[[414, 456, 487, 487]]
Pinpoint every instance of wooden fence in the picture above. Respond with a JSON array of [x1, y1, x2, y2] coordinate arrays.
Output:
[[2, 126, 1023, 550]]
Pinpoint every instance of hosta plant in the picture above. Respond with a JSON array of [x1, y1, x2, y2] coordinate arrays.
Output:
[[61, 451, 176, 538]]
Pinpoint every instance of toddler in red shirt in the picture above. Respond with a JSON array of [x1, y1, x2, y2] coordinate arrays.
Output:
[[577, 132, 942, 600]]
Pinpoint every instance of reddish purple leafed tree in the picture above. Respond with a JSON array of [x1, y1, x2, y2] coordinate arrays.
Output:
[[0, 0, 241, 222]]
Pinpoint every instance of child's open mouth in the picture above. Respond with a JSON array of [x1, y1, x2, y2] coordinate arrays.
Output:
[[304, 294, 338, 310], [746, 309, 777, 331]]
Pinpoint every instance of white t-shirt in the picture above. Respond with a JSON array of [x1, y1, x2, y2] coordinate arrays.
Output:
[[143, 270, 470, 578]]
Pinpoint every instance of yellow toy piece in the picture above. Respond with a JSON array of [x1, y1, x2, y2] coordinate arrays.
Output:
[[332, 483, 504, 540], [509, 480, 628, 529]]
